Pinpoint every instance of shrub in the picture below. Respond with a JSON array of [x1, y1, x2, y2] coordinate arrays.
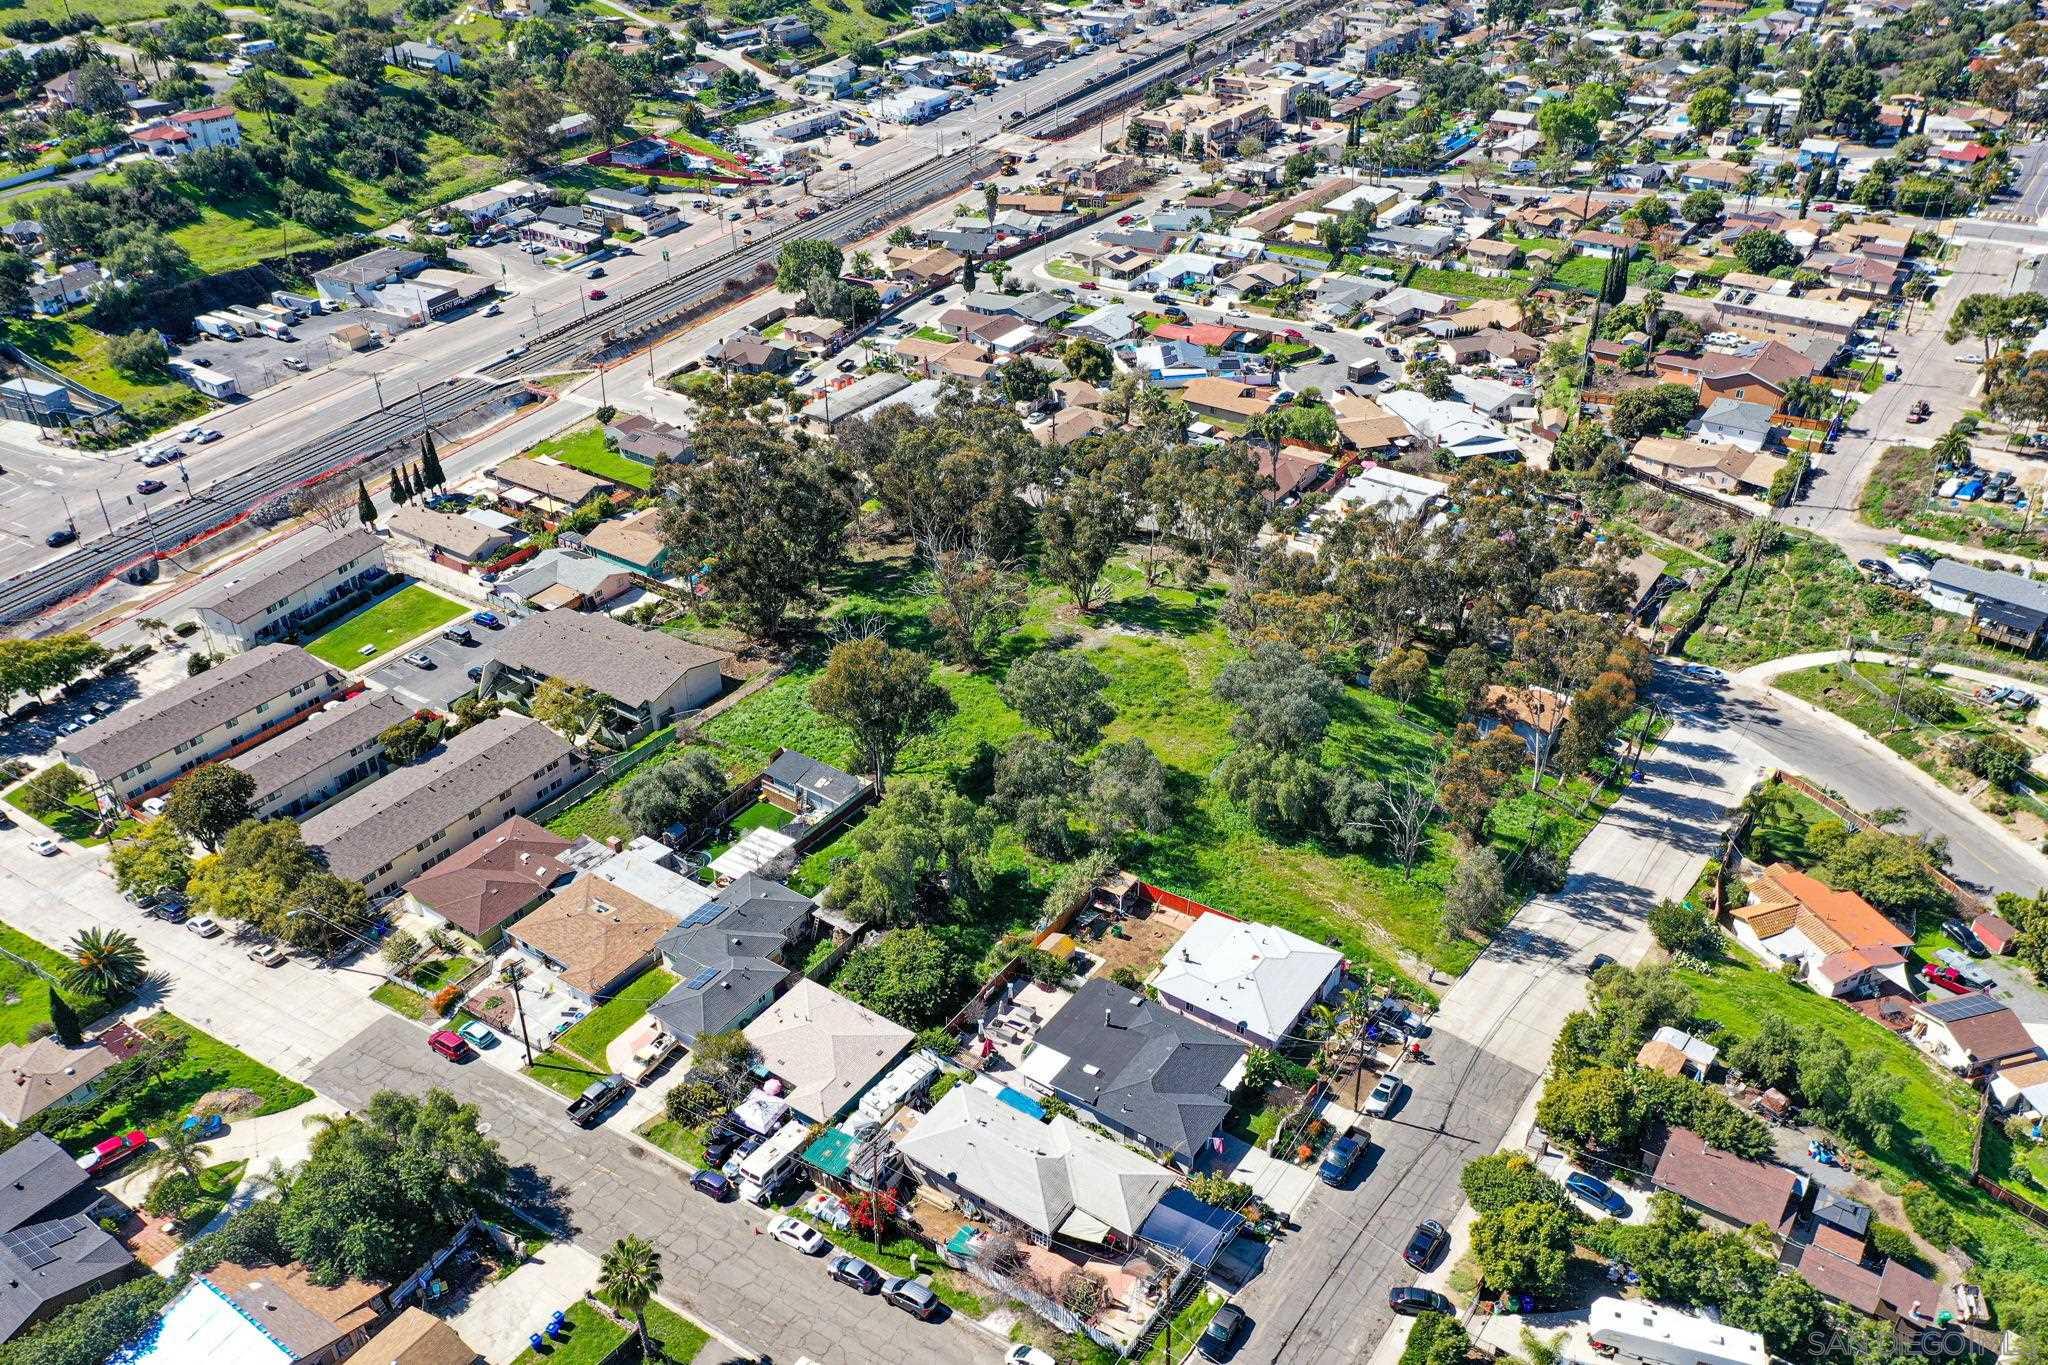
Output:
[[1185, 1173, 1253, 1209], [1400, 1312, 1470, 1365], [430, 985, 461, 1016], [1648, 900, 1718, 958], [144, 1171, 201, 1218], [1868, 1221, 1921, 1267], [1901, 1182, 1962, 1250]]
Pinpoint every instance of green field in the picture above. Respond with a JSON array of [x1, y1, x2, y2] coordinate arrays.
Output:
[[556, 967, 678, 1066], [0, 318, 208, 411], [305, 583, 468, 666], [526, 423, 655, 491], [0, 918, 122, 1042], [3, 769, 131, 847], [47, 1013, 313, 1153]]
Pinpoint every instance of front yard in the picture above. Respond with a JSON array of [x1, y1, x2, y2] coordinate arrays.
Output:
[[46, 1013, 313, 1153], [526, 423, 655, 492], [556, 968, 678, 1066], [305, 582, 469, 667]]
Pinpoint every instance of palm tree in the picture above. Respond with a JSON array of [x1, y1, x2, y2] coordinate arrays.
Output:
[[66, 927, 147, 998], [150, 1121, 212, 1183], [598, 1236, 663, 1360]]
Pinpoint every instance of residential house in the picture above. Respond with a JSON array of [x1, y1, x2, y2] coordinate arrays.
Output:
[[1182, 377, 1274, 425], [0, 1037, 120, 1128], [387, 40, 460, 72], [492, 548, 636, 613], [802, 56, 859, 97], [604, 413, 692, 468], [1440, 328, 1541, 368], [43, 69, 139, 113], [1018, 979, 1247, 1164], [404, 815, 577, 944], [711, 332, 796, 374], [1477, 684, 1569, 760], [1695, 397, 1776, 453], [27, 262, 105, 315], [1366, 224, 1456, 260], [1331, 395, 1413, 456], [1151, 915, 1343, 1049], [1572, 229, 1638, 261], [1909, 994, 2040, 1077], [506, 873, 679, 1004], [965, 291, 1070, 327], [647, 875, 820, 1045], [1462, 238, 1523, 276], [1923, 560, 2048, 654], [1991, 1057, 2048, 1120], [387, 504, 516, 567], [1727, 864, 1914, 997], [1378, 389, 1520, 462], [486, 610, 729, 739], [779, 316, 848, 353], [1635, 1027, 1719, 1081], [0, 1212, 136, 1343], [1257, 446, 1328, 502], [1216, 260, 1301, 301], [226, 690, 412, 821], [1646, 1125, 1804, 1245], [489, 458, 618, 517], [744, 979, 912, 1123], [149, 1260, 389, 1365], [129, 105, 243, 158], [1789, 1241, 1939, 1327], [1630, 436, 1785, 499], [582, 508, 669, 577], [759, 749, 867, 823], [1653, 341, 1813, 409], [302, 715, 582, 898], [195, 527, 387, 653], [894, 1084, 1176, 1247], [1678, 160, 1747, 191], [354, 1308, 482, 1365], [0, 1134, 101, 1232], [59, 644, 342, 807]]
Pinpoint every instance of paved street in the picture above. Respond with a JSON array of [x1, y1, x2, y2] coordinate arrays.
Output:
[[310, 1015, 999, 1365], [1231, 671, 1773, 1364]]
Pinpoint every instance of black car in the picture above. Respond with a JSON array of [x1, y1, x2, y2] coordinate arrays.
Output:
[[828, 1255, 882, 1294], [1403, 1219, 1448, 1271], [1587, 953, 1616, 975], [1944, 918, 1989, 957], [1319, 1135, 1363, 1186], [1197, 1304, 1245, 1361], [1389, 1287, 1453, 1317], [45, 527, 77, 548], [565, 1073, 630, 1127], [1898, 550, 1934, 569]]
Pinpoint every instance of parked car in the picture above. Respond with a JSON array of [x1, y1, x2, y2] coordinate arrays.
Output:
[[1403, 1219, 1448, 1270], [180, 1112, 225, 1139], [26, 838, 58, 857], [1587, 952, 1616, 974], [135, 479, 166, 495], [78, 1130, 147, 1176], [472, 611, 502, 628], [1565, 1170, 1629, 1216], [882, 1277, 942, 1320], [441, 626, 474, 645], [1319, 1133, 1364, 1185], [1197, 1303, 1246, 1360], [566, 1073, 630, 1127], [1944, 918, 1989, 957], [769, 1216, 828, 1255], [588, 267, 606, 280], [1006, 1349, 1056, 1365], [186, 916, 222, 938], [1924, 964, 1974, 995], [458, 1019, 498, 1050], [193, 428, 221, 444], [403, 652, 435, 669], [466, 665, 484, 682], [45, 527, 76, 548], [282, 356, 309, 371], [828, 1254, 883, 1293], [1363, 1073, 1404, 1117], [1389, 1287, 1454, 1317], [246, 944, 286, 968], [1934, 947, 1996, 988], [1898, 550, 1934, 569], [690, 1169, 734, 1200], [428, 1029, 472, 1062]]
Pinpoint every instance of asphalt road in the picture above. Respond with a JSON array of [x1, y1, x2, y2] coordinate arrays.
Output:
[[1230, 669, 1772, 1364], [310, 1015, 999, 1365]]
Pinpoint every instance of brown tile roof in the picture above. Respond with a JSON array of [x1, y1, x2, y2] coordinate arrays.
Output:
[[582, 507, 667, 570], [1650, 1126, 1801, 1235], [1257, 446, 1326, 498], [1878, 1256, 1938, 1314], [1183, 377, 1274, 420], [1635, 1039, 1690, 1077], [1742, 864, 1913, 955], [205, 1260, 386, 1360], [1793, 1245, 1883, 1313], [511, 875, 676, 995], [1039, 407, 1113, 446], [405, 815, 576, 937], [356, 1307, 480, 1365]]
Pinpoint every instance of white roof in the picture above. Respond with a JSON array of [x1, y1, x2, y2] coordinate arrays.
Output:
[[591, 837, 714, 918], [1380, 389, 1519, 457], [895, 1084, 1175, 1237], [744, 979, 913, 1121], [709, 825, 798, 880], [1151, 915, 1342, 1042]]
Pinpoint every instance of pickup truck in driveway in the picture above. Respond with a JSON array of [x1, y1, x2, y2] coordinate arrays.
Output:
[[566, 1073, 630, 1128]]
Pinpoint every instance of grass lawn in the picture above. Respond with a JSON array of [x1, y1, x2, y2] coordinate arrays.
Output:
[[791, 1207, 992, 1318], [1045, 259, 1091, 282], [526, 422, 655, 491], [556, 967, 677, 1066], [637, 1302, 712, 1363], [1744, 779, 1839, 866], [912, 325, 957, 343], [48, 1014, 313, 1154], [1135, 1289, 1226, 1365], [411, 955, 478, 991], [3, 771, 132, 847], [524, 1049, 607, 1099], [1407, 266, 1524, 299], [0, 318, 209, 411], [639, 1116, 709, 1167], [0, 918, 122, 1043], [180, 1159, 249, 1233], [1550, 255, 1612, 292], [731, 802, 794, 835], [371, 981, 431, 1020], [512, 1299, 629, 1365], [305, 583, 469, 666]]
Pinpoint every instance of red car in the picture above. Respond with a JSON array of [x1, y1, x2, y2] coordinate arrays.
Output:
[[78, 1130, 147, 1176], [1117, 214, 1135, 225], [588, 289, 607, 301], [428, 1029, 472, 1062], [1925, 964, 1973, 994], [1080, 281, 1098, 290]]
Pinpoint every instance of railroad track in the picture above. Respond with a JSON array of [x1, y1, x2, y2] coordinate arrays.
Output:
[[0, 0, 1333, 628]]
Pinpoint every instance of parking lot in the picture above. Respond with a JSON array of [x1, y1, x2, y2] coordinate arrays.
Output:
[[174, 308, 403, 398], [361, 625, 496, 709]]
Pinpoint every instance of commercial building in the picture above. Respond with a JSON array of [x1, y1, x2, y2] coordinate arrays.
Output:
[[195, 527, 388, 653], [312, 246, 428, 308], [60, 644, 343, 807], [227, 690, 413, 820], [301, 715, 581, 897], [386, 504, 517, 567]]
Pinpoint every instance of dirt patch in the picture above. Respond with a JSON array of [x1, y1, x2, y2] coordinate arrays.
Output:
[[191, 1088, 267, 1117]]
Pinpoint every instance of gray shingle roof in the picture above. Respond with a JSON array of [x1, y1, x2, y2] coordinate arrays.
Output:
[[228, 690, 413, 812], [1032, 978, 1245, 1160], [0, 1214, 132, 1341], [647, 874, 815, 1043], [762, 750, 864, 815], [201, 528, 384, 627], [0, 1134, 91, 1234], [302, 714, 575, 883], [58, 644, 340, 782], [1929, 558, 2048, 618], [387, 503, 511, 561], [492, 609, 729, 708]]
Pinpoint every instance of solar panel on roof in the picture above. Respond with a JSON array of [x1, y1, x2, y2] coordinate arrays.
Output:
[[676, 903, 725, 930], [682, 967, 720, 991]]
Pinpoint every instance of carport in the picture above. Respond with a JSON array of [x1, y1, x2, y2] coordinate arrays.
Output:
[[1138, 1187, 1245, 1272]]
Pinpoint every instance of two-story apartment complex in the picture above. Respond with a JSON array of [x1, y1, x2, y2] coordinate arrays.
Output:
[[484, 611, 730, 741], [226, 690, 412, 821], [59, 645, 343, 807], [301, 715, 581, 898], [195, 527, 387, 653]]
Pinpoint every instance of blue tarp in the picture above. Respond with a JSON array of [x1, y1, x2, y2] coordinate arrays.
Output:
[[995, 1086, 1046, 1120], [1138, 1186, 1245, 1270]]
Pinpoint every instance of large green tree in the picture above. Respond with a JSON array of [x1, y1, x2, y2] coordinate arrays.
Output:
[[612, 749, 728, 838], [999, 650, 1114, 752], [834, 926, 972, 1028], [163, 763, 256, 852], [110, 818, 194, 900], [1213, 643, 1342, 756], [808, 638, 954, 795], [825, 781, 994, 926]]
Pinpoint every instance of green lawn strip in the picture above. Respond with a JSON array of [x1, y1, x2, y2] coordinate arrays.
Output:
[[639, 1301, 712, 1363], [1406, 267, 1523, 300], [179, 1159, 250, 1232], [372, 981, 431, 1020], [49, 1014, 312, 1153], [1135, 1289, 1226, 1364], [791, 1208, 991, 1318], [305, 583, 469, 666], [526, 423, 653, 491], [1045, 259, 1090, 282], [524, 1049, 607, 1099], [557, 968, 678, 1066], [3, 774, 128, 846], [639, 1117, 709, 1167], [0, 918, 118, 1032], [512, 1299, 630, 1365]]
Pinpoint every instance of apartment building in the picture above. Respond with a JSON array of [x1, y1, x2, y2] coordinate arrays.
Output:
[[226, 691, 413, 821], [195, 527, 387, 653]]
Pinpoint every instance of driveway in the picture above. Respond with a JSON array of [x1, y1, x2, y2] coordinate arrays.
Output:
[[363, 630, 494, 709], [1230, 671, 1775, 1364], [310, 1015, 1000, 1365], [0, 831, 387, 1079]]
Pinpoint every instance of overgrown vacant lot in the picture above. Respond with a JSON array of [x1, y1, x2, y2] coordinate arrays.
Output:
[[693, 553, 1614, 988]]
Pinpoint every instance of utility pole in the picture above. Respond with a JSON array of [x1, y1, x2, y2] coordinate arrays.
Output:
[[505, 961, 536, 1066]]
